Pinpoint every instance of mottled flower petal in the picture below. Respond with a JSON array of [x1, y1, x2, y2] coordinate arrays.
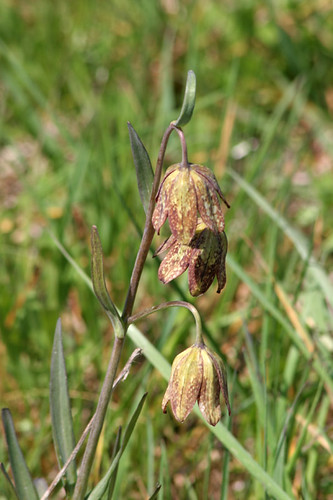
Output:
[[198, 349, 221, 426], [157, 221, 228, 296], [188, 229, 222, 297], [216, 231, 227, 293], [192, 171, 225, 233], [158, 239, 192, 284], [152, 187, 168, 235], [167, 347, 203, 422], [152, 167, 179, 234], [207, 350, 231, 416], [167, 168, 197, 243], [162, 344, 230, 425], [153, 234, 177, 257], [192, 164, 230, 208], [162, 348, 191, 413], [161, 381, 172, 414], [152, 162, 229, 243]]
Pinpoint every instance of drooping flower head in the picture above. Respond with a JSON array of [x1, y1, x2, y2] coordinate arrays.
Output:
[[154, 220, 228, 297], [162, 343, 231, 426], [152, 163, 230, 244]]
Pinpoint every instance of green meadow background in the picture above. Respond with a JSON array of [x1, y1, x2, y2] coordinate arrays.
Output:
[[1, 1, 333, 498]]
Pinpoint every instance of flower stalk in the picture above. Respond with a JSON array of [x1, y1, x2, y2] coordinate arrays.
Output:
[[74, 71, 230, 497], [128, 300, 203, 345], [74, 122, 186, 499]]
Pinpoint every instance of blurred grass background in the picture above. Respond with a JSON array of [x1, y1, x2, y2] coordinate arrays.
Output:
[[1, 0, 333, 498]]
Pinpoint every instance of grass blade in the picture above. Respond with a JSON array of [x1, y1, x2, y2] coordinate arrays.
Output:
[[227, 168, 333, 309], [148, 483, 162, 499], [87, 393, 148, 500], [107, 427, 122, 500], [227, 255, 333, 396], [0, 462, 18, 499], [50, 318, 77, 493], [1, 409, 39, 500]]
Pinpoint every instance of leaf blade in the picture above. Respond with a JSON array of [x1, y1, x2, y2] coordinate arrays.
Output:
[[91, 226, 124, 337], [1, 409, 39, 500], [87, 393, 147, 500], [128, 122, 154, 214], [50, 318, 77, 492], [173, 70, 196, 127]]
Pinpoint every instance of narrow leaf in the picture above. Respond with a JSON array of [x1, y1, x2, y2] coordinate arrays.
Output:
[[50, 318, 77, 491], [107, 427, 122, 500], [1, 409, 39, 500], [173, 70, 196, 127], [91, 226, 124, 337], [128, 122, 154, 214], [148, 483, 162, 499], [122, 392, 148, 451], [227, 168, 333, 309], [87, 393, 147, 500], [87, 451, 121, 500], [0, 462, 18, 498]]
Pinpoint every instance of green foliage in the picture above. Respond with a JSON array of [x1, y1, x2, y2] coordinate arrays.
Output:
[[1, 409, 38, 500], [1, 1, 333, 499], [50, 319, 77, 492], [128, 123, 154, 215], [172, 70, 196, 127]]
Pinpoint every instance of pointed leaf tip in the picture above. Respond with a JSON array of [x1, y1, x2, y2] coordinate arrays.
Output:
[[173, 70, 196, 127], [2, 409, 39, 500], [91, 226, 123, 336], [128, 123, 154, 214], [50, 319, 77, 491]]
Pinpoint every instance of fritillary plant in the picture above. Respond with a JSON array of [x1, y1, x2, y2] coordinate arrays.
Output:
[[1, 70, 232, 500]]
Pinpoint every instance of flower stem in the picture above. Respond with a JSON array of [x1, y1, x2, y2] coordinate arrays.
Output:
[[72, 336, 124, 500], [128, 300, 203, 344], [172, 125, 189, 167], [121, 123, 175, 324], [73, 123, 176, 500]]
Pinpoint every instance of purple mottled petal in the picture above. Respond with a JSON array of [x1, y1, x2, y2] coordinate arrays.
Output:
[[154, 164, 180, 201], [167, 167, 197, 243], [162, 347, 190, 414], [198, 350, 221, 426], [216, 231, 227, 293], [152, 167, 179, 234], [192, 172, 225, 233], [152, 187, 168, 234], [192, 164, 230, 208], [207, 349, 231, 416], [169, 347, 203, 422], [188, 230, 220, 296], [153, 235, 177, 257], [161, 382, 172, 413], [158, 240, 192, 284]]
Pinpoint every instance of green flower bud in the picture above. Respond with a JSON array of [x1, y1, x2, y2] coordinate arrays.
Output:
[[162, 344, 230, 426], [152, 163, 229, 244]]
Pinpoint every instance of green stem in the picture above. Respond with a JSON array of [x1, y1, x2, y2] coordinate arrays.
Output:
[[172, 126, 189, 167], [72, 336, 124, 500], [73, 123, 177, 499], [121, 123, 175, 323], [128, 300, 203, 344]]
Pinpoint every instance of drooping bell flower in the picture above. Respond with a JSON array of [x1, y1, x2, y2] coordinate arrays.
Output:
[[162, 343, 230, 426], [152, 163, 229, 244], [154, 220, 228, 297]]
